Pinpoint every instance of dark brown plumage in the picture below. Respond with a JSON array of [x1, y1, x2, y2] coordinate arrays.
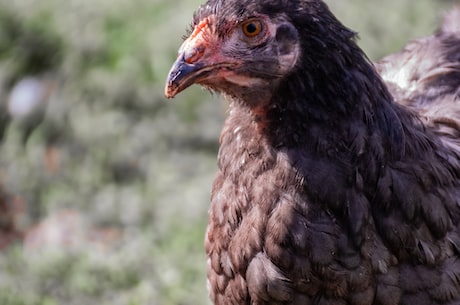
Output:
[[377, 8, 460, 151], [165, 1, 460, 304]]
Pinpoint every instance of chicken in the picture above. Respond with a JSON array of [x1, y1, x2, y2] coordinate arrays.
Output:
[[377, 7, 460, 152], [165, 0, 460, 304]]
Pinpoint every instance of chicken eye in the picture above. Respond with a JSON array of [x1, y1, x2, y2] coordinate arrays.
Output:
[[242, 19, 263, 37]]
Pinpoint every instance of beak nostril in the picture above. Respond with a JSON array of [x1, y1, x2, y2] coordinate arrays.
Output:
[[184, 45, 205, 64]]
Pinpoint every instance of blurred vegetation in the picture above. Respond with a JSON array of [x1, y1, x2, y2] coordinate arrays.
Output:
[[0, 0, 456, 304]]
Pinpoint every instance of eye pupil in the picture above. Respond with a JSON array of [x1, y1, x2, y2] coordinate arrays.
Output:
[[246, 23, 257, 34]]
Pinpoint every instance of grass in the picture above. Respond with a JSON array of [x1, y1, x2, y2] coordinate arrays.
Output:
[[0, 0, 455, 304]]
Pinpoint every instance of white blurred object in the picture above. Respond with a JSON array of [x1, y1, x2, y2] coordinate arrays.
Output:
[[7, 76, 54, 119], [6, 76, 58, 143]]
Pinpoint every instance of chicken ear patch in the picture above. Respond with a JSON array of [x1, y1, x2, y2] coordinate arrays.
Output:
[[275, 23, 299, 55]]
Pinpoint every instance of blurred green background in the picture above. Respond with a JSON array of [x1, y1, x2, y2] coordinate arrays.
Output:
[[0, 0, 457, 304]]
